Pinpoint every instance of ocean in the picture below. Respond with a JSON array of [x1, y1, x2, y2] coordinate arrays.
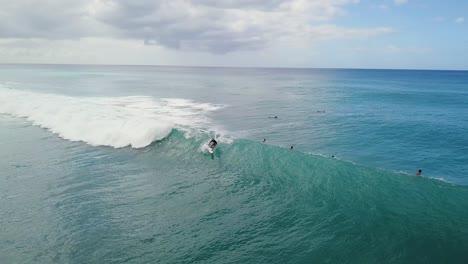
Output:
[[1, 64, 467, 263]]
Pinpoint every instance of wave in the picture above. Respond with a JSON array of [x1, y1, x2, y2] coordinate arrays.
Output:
[[146, 127, 468, 258], [153, 129, 466, 190], [0, 87, 224, 148], [3, 92, 468, 262]]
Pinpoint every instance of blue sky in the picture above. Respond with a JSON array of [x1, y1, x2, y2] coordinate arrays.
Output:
[[0, 0, 466, 70], [333, 0, 468, 69]]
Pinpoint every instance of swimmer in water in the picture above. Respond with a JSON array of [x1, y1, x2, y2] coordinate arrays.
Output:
[[290, 145, 294, 150], [416, 169, 422, 176]]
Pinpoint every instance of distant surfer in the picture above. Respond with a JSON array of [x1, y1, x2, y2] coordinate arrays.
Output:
[[208, 139, 217, 153], [416, 169, 422, 176], [262, 138, 266, 143], [269, 116, 278, 119], [290, 145, 293, 150]]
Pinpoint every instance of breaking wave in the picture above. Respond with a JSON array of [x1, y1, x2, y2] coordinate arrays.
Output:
[[0, 87, 224, 148]]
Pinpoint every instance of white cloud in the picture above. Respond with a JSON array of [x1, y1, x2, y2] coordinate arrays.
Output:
[[394, 0, 408, 6], [0, 0, 393, 54], [0, 37, 172, 65], [454, 17, 464, 23], [0, 37, 312, 67]]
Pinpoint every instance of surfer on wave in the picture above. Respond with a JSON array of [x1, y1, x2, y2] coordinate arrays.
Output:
[[208, 139, 217, 153]]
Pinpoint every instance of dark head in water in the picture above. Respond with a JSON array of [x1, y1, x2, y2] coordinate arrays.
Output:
[[209, 139, 217, 148], [290, 145, 293, 150], [416, 169, 422, 176]]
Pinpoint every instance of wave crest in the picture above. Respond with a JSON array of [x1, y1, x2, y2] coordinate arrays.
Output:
[[0, 87, 224, 148]]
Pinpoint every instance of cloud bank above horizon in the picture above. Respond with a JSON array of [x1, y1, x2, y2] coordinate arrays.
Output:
[[0, 0, 467, 69], [1, 0, 394, 53]]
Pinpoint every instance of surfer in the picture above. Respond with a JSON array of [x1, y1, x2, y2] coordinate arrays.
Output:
[[262, 139, 266, 143], [209, 139, 217, 148], [269, 116, 278, 119], [208, 139, 217, 153], [290, 145, 294, 150], [416, 169, 422, 176]]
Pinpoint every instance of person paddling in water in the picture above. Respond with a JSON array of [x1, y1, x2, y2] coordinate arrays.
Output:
[[416, 169, 422, 176]]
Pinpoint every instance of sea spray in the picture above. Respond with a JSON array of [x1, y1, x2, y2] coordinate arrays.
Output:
[[0, 87, 224, 148]]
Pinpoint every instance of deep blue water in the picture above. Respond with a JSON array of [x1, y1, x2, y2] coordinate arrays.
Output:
[[1, 64, 468, 263]]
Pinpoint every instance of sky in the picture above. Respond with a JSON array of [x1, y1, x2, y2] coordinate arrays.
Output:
[[0, 0, 467, 70]]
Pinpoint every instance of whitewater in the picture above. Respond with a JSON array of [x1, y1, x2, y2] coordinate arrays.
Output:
[[1, 64, 468, 264], [0, 87, 224, 148]]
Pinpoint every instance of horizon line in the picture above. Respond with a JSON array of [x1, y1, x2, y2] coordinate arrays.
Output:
[[1, 62, 467, 72]]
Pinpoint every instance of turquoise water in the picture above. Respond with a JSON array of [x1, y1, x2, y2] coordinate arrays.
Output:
[[1, 65, 468, 263]]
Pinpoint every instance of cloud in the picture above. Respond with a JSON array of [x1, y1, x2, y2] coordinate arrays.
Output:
[[394, 0, 408, 6], [0, 0, 393, 54], [454, 17, 464, 23], [0, 1, 113, 39]]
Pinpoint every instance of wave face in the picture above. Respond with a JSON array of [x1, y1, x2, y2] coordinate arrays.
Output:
[[2, 78, 468, 263], [129, 130, 468, 263], [2, 109, 468, 263], [0, 88, 223, 148]]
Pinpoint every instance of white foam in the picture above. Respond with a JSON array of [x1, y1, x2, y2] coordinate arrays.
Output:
[[0, 87, 224, 148], [200, 142, 212, 154], [189, 126, 234, 154]]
